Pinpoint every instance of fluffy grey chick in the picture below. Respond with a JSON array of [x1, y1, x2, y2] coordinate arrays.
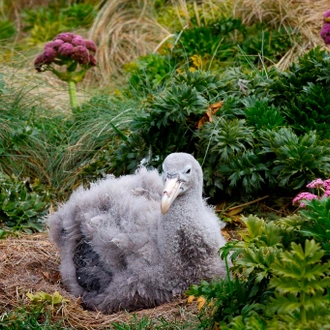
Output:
[[48, 152, 227, 313]]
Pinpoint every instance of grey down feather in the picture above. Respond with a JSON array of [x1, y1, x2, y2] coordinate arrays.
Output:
[[48, 152, 227, 313]]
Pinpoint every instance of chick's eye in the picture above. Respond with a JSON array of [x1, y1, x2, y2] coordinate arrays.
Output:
[[186, 168, 191, 174]]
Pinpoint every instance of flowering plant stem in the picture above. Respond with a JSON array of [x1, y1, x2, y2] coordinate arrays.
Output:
[[68, 80, 78, 109]]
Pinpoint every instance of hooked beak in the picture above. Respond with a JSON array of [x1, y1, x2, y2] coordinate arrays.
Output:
[[161, 177, 183, 215]]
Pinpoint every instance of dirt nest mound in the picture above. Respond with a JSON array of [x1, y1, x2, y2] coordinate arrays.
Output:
[[0, 233, 198, 329]]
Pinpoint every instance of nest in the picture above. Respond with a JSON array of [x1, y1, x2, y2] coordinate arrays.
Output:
[[0, 233, 198, 329]]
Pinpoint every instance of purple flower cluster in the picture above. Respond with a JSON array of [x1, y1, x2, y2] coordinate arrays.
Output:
[[293, 178, 330, 207], [34, 32, 97, 72], [321, 10, 330, 45]]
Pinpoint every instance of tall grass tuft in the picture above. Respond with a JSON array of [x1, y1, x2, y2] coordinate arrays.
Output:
[[0, 83, 135, 201], [88, 0, 171, 83]]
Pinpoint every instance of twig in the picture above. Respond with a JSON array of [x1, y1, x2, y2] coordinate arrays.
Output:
[[216, 195, 269, 212]]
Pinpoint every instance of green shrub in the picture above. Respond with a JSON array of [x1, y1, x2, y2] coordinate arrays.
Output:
[[169, 17, 295, 71], [267, 240, 330, 328], [123, 54, 177, 95], [0, 19, 16, 41], [190, 210, 330, 329], [271, 47, 330, 139], [21, 2, 97, 44], [113, 71, 217, 173], [0, 90, 132, 202], [242, 96, 286, 130], [298, 198, 330, 257], [0, 173, 50, 233], [260, 128, 330, 190]]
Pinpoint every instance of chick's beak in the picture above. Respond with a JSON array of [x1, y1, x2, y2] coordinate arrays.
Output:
[[161, 177, 183, 215]]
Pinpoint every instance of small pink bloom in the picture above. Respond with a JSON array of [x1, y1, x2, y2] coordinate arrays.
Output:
[[322, 179, 330, 190], [89, 54, 97, 66], [58, 43, 74, 57], [72, 45, 89, 64], [324, 10, 330, 20], [292, 192, 318, 207], [321, 23, 330, 45], [43, 48, 57, 62], [34, 54, 46, 71], [84, 40, 97, 53], [55, 32, 76, 43], [52, 39, 64, 49], [323, 190, 330, 197], [306, 178, 324, 189], [72, 36, 85, 47]]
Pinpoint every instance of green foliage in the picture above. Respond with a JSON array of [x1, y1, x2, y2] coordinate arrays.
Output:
[[169, 18, 295, 71], [197, 118, 261, 198], [186, 278, 265, 329], [260, 128, 330, 190], [272, 47, 330, 139], [0, 19, 16, 41], [113, 71, 217, 173], [198, 118, 254, 163], [0, 305, 68, 330], [21, 2, 97, 44], [240, 25, 295, 65], [123, 54, 176, 94], [0, 172, 50, 232], [268, 240, 330, 327], [191, 210, 330, 329], [242, 96, 285, 130], [0, 89, 132, 203], [171, 17, 245, 65], [298, 197, 330, 256]]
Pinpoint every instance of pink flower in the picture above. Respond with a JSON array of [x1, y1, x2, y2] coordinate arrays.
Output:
[[89, 54, 97, 66], [34, 54, 47, 71], [292, 192, 318, 207], [58, 43, 74, 57], [306, 178, 324, 189], [324, 9, 330, 22], [55, 32, 76, 43], [72, 45, 89, 65], [84, 40, 97, 53], [34, 32, 97, 74], [71, 36, 85, 47], [323, 179, 330, 190], [43, 48, 57, 61], [323, 190, 330, 197], [321, 23, 330, 45]]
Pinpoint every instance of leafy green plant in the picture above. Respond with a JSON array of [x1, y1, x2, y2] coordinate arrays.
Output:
[[196, 117, 258, 198], [295, 197, 330, 257], [0, 19, 16, 41], [0, 173, 50, 232], [113, 71, 216, 173], [170, 17, 245, 68], [260, 128, 330, 190], [242, 96, 285, 130], [0, 292, 69, 330], [123, 54, 176, 94], [268, 240, 330, 328], [283, 82, 330, 139], [169, 17, 295, 71], [190, 205, 330, 329], [21, 3, 97, 45], [271, 47, 330, 138]]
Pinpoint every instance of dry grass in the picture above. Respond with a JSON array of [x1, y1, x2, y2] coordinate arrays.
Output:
[[0, 232, 199, 329], [87, 0, 171, 83], [87, 0, 329, 82], [231, 0, 329, 68]]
